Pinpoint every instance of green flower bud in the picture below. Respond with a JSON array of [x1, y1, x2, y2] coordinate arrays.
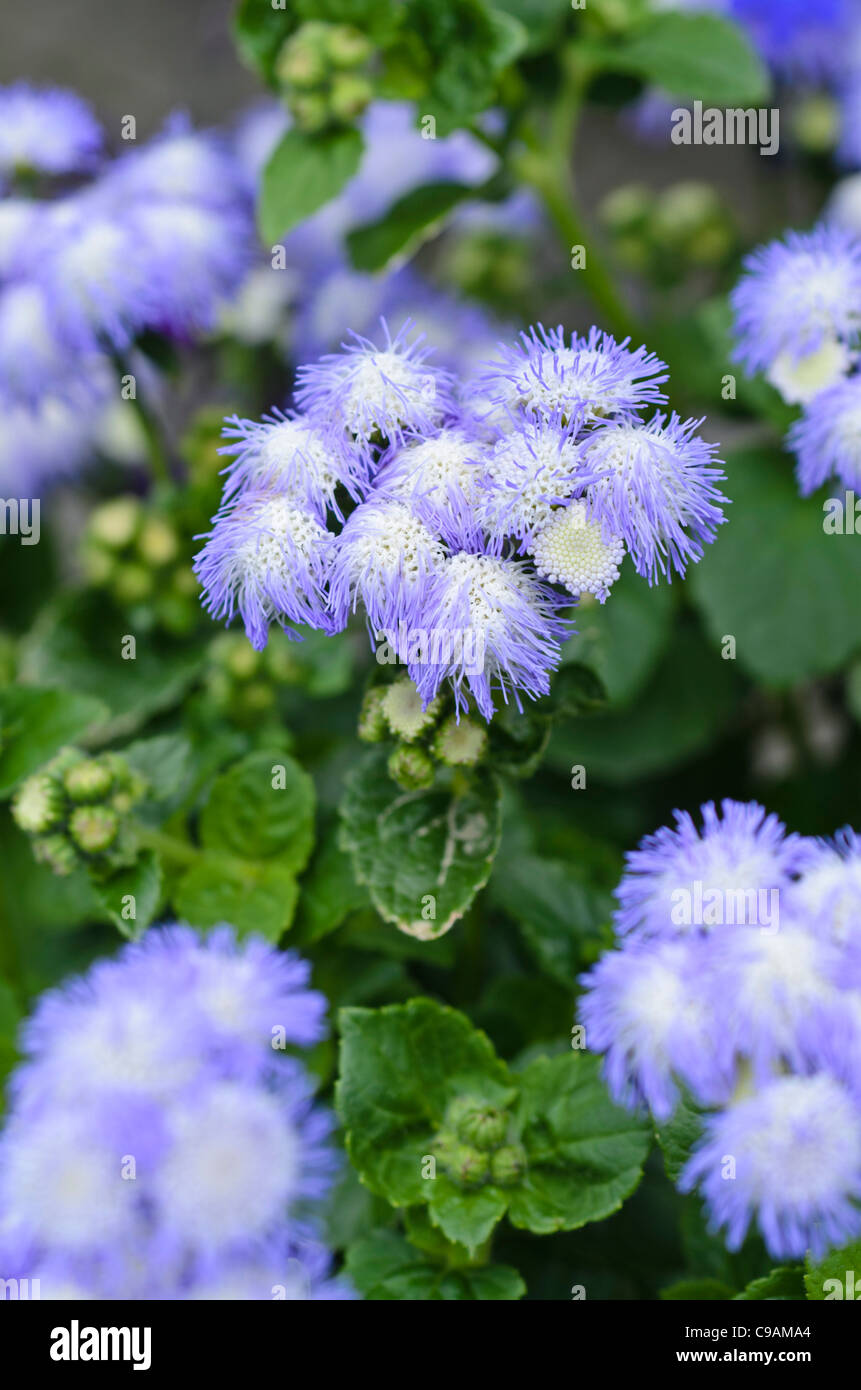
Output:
[[240, 681, 277, 714], [88, 496, 141, 549], [357, 687, 389, 743], [444, 1142, 489, 1189], [289, 92, 331, 135], [264, 638, 301, 684], [12, 772, 65, 835], [329, 72, 373, 124], [489, 1143, 526, 1187], [382, 677, 439, 741], [33, 833, 78, 877], [651, 182, 721, 247], [68, 805, 119, 856], [212, 633, 261, 682], [447, 1097, 508, 1151], [326, 25, 373, 69], [599, 183, 653, 234], [81, 544, 116, 586], [388, 743, 435, 791], [276, 30, 329, 90], [433, 715, 486, 767], [63, 758, 114, 804], [137, 516, 179, 567], [792, 93, 839, 155]]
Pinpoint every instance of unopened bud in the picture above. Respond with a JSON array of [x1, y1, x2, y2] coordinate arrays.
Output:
[[63, 758, 114, 804], [434, 715, 486, 767], [447, 1097, 508, 1150], [69, 804, 119, 855], [489, 1143, 526, 1187], [382, 678, 439, 741], [388, 743, 435, 791], [33, 833, 78, 876], [357, 687, 389, 743], [12, 772, 65, 835]]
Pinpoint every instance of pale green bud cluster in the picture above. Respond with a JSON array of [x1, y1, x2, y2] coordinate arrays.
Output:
[[358, 678, 487, 789], [204, 631, 303, 726], [12, 748, 145, 876], [432, 1095, 526, 1190], [599, 181, 736, 281], [83, 496, 199, 635], [276, 22, 375, 134]]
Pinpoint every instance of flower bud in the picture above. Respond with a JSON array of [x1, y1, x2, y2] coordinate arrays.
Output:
[[443, 1141, 489, 1189], [446, 1097, 508, 1150], [388, 744, 435, 791], [113, 562, 154, 604], [326, 25, 373, 70], [289, 92, 331, 136], [489, 1143, 526, 1187], [69, 805, 119, 855], [382, 677, 440, 741], [357, 687, 388, 743], [63, 757, 114, 804], [33, 833, 78, 877], [12, 772, 65, 835], [137, 516, 179, 567], [433, 715, 487, 767], [276, 30, 329, 90], [329, 73, 373, 125], [88, 496, 140, 549]]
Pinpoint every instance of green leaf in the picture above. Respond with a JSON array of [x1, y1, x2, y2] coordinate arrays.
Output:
[[426, 1174, 509, 1253], [804, 1240, 861, 1300], [123, 734, 192, 809], [259, 127, 365, 243], [336, 999, 514, 1208], [735, 1266, 805, 1301], [463, 1264, 526, 1299], [347, 180, 474, 272], [20, 593, 199, 737], [407, 0, 517, 131], [294, 0, 402, 45], [661, 1277, 734, 1300], [233, 0, 292, 83], [345, 1230, 524, 1299], [0, 686, 107, 795], [174, 857, 299, 941], [690, 448, 861, 688], [339, 748, 501, 939], [90, 850, 163, 940], [488, 853, 613, 985], [490, 0, 565, 53], [548, 624, 739, 784], [199, 750, 315, 875], [593, 12, 770, 106], [508, 1052, 650, 1235], [0, 978, 21, 1103], [294, 824, 369, 944], [564, 566, 673, 707], [655, 1095, 705, 1184]]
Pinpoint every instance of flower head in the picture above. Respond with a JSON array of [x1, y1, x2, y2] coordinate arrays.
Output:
[[374, 424, 488, 527], [220, 409, 364, 520], [786, 829, 861, 946], [528, 500, 625, 601], [681, 1074, 861, 1259], [476, 324, 669, 424], [329, 496, 445, 636], [105, 116, 245, 211], [575, 413, 728, 582], [194, 492, 337, 650], [0, 83, 102, 185], [478, 415, 584, 542], [789, 376, 861, 495]]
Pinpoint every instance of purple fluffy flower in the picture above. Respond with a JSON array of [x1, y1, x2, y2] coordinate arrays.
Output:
[[575, 413, 728, 582], [789, 377, 861, 495], [0, 927, 351, 1300], [0, 83, 103, 186], [476, 324, 669, 425], [194, 491, 337, 649], [680, 1074, 861, 1259], [104, 115, 246, 212], [220, 409, 366, 520], [614, 799, 806, 940], [478, 414, 585, 543], [786, 828, 861, 946], [329, 496, 446, 637]]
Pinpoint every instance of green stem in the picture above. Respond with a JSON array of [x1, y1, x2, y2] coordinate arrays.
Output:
[[137, 828, 200, 869], [516, 48, 636, 342]]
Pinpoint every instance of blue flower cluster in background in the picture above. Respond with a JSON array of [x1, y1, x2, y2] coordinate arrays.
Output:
[[0, 927, 352, 1300], [732, 223, 861, 496], [195, 318, 728, 721], [581, 801, 861, 1261]]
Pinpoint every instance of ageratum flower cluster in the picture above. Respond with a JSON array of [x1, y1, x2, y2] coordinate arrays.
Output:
[[0, 927, 353, 1300], [731, 223, 861, 496], [195, 319, 728, 722], [580, 800, 861, 1261], [0, 86, 253, 493]]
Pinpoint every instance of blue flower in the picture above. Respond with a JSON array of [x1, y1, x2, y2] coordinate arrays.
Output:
[[104, 115, 246, 212], [614, 799, 806, 941], [476, 323, 669, 425], [0, 927, 352, 1300], [220, 409, 366, 520], [579, 938, 731, 1120], [408, 546, 572, 721], [731, 225, 861, 399], [478, 414, 585, 543], [575, 413, 728, 583], [788, 377, 861, 495], [295, 319, 456, 453], [680, 1074, 861, 1259], [786, 828, 861, 946], [194, 491, 337, 650], [329, 495, 446, 637], [0, 83, 102, 186], [374, 423, 489, 531], [729, 0, 855, 83]]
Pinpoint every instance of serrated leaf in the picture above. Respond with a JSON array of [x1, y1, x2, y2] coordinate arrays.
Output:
[[804, 1240, 861, 1300], [90, 850, 163, 940], [690, 448, 861, 688], [655, 1095, 705, 1184], [426, 1173, 509, 1253], [347, 180, 474, 272], [199, 750, 315, 875], [0, 686, 108, 795], [335, 999, 514, 1208], [259, 127, 364, 243], [344, 1229, 524, 1300], [508, 1052, 650, 1235], [735, 1266, 805, 1301], [661, 1277, 734, 1300], [339, 748, 501, 938], [174, 857, 299, 942]]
